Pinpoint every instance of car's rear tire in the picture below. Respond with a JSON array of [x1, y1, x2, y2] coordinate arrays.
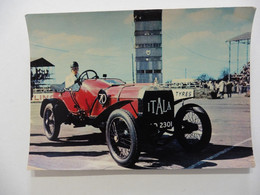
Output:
[[106, 109, 140, 167], [175, 104, 211, 152], [43, 103, 61, 141]]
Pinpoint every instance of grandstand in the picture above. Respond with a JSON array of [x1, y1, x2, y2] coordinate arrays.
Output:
[[31, 58, 56, 93]]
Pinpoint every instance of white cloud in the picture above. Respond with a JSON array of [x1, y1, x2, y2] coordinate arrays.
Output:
[[163, 9, 186, 29], [124, 13, 133, 25], [31, 30, 95, 49], [179, 31, 215, 45], [187, 9, 222, 23], [233, 7, 255, 22], [223, 7, 255, 23], [85, 47, 122, 57]]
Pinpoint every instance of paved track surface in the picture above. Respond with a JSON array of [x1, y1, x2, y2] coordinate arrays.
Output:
[[28, 94, 254, 170]]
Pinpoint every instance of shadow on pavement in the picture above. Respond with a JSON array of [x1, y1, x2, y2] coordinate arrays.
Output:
[[29, 133, 108, 158], [29, 151, 108, 157], [29, 132, 253, 169], [135, 141, 253, 169], [30, 133, 106, 147], [30, 133, 45, 137]]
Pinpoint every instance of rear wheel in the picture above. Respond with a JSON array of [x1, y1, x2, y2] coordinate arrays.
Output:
[[43, 103, 61, 141], [175, 104, 211, 152], [106, 109, 139, 167]]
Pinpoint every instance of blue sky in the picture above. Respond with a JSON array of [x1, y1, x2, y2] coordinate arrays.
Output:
[[26, 7, 255, 83]]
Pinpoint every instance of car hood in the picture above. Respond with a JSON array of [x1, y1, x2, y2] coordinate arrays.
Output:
[[106, 83, 172, 99], [106, 83, 195, 101]]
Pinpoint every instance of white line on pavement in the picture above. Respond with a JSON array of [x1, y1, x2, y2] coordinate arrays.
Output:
[[186, 137, 252, 169]]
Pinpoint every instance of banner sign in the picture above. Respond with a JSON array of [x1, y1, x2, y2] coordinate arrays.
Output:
[[31, 93, 53, 103], [172, 89, 194, 100]]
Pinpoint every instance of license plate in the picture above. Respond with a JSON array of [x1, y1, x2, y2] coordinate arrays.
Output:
[[152, 121, 173, 129]]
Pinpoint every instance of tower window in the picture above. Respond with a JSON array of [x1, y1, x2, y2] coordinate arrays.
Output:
[[154, 70, 161, 73], [146, 70, 153, 73], [135, 43, 161, 48]]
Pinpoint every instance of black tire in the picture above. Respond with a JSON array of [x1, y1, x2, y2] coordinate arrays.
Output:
[[106, 109, 140, 167], [43, 103, 61, 141], [175, 104, 211, 152]]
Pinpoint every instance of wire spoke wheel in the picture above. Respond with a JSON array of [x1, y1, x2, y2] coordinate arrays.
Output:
[[176, 104, 212, 152], [110, 118, 131, 158], [44, 109, 55, 135], [182, 112, 203, 145], [106, 109, 139, 167], [43, 103, 60, 141]]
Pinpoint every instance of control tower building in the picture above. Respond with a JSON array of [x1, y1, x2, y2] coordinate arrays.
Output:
[[134, 10, 162, 83]]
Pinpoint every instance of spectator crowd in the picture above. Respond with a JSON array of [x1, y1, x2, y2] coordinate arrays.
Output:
[[31, 68, 50, 81], [203, 62, 250, 99]]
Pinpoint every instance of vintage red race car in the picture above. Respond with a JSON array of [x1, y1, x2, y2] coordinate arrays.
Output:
[[40, 70, 212, 167]]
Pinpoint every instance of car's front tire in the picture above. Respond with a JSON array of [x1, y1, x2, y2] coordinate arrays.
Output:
[[106, 109, 140, 167], [43, 103, 61, 141]]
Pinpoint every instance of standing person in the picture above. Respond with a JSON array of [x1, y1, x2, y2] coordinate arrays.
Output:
[[226, 81, 233, 98], [65, 61, 79, 88], [209, 80, 216, 99], [218, 80, 226, 99], [208, 81, 214, 91], [239, 80, 243, 94]]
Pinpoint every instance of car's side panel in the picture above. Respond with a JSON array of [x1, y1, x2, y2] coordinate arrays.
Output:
[[78, 79, 111, 115], [52, 79, 148, 120], [90, 97, 139, 119], [54, 91, 78, 113], [53, 79, 110, 114], [88, 84, 142, 118], [121, 100, 139, 118]]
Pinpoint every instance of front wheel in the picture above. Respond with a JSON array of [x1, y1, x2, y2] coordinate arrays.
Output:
[[43, 103, 61, 141], [175, 104, 212, 152], [106, 109, 140, 167]]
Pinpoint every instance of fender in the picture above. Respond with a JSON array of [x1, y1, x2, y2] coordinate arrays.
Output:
[[173, 97, 193, 106], [175, 103, 210, 119], [91, 100, 133, 125], [40, 98, 69, 123]]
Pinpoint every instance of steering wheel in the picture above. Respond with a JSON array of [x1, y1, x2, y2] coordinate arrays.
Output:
[[76, 69, 99, 84]]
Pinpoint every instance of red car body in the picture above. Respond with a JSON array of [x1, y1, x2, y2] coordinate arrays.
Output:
[[40, 70, 212, 167], [53, 79, 147, 118]]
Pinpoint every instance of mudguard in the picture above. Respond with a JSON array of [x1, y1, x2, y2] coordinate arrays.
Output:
[[40, 98, 69, 123], [92, 100, 133, 125], [173, 97, 193, 106]]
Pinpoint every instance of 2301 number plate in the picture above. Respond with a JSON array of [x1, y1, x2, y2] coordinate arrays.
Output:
[[153, 121, 173, 129]]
